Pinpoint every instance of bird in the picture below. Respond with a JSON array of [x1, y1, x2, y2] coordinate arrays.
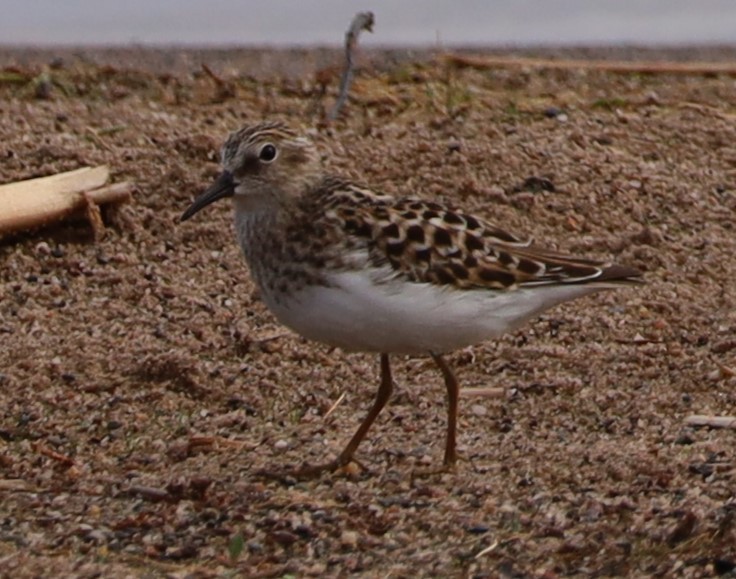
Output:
[[181, 120, 643, 478]]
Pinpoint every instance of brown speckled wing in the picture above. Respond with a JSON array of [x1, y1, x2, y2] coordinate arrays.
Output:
[[314, 177, 642, 290]]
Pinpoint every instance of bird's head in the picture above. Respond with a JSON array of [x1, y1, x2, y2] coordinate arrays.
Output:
[[181, 121, 321, 220]]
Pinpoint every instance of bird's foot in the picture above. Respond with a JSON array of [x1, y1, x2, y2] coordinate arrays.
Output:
[[411, 453, 462, 478], [255, 456, 369, 482], [411, 462, 457, 478]]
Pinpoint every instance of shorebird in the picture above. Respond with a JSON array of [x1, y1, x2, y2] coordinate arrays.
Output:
[[181, 120, 643, 478]]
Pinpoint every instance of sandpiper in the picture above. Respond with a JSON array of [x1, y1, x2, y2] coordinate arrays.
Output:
[[181, 120, 643, 478]]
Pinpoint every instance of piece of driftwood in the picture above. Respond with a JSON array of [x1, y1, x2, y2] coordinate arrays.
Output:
[[328, 11, 375, 121], [462, 387, 506, 399], [0, 166, 133, 238], [443, 54, 736, 76], [684, 415, 736, 430]]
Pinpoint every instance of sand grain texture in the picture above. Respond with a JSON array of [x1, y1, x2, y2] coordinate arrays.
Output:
[[0, 47, 735, 577]]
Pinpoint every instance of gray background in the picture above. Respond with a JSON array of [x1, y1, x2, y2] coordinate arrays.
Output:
[[1, 0, 735, 46]]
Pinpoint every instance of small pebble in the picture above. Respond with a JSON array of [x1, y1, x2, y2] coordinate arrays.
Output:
[[340, 530, 359, 548], [447, 140, 462, 153], [274, 439, 289, 450], [471, 404, 487, 417], [88, 529, 107, 544], [247, 540, 264, 554], [35, 242, 51, 256], [466, 523, 490, 534]]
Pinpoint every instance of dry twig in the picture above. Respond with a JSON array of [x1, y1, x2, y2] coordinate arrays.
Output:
[[0, 479, 33, 492], [684, 415, 736, 430], [188, 435, 255, 451], [443, 54, 736, 76], [324, 392, 347, 419], [462, 387, 506, 399], [33, 442, 75, 466], [0, 166, 133, 238], [126, 484, 171, 502], [328, 11, 375, 121]]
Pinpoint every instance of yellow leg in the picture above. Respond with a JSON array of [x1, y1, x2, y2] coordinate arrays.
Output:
[[260, 354, 394, 480], [430, 352, 459, 466]]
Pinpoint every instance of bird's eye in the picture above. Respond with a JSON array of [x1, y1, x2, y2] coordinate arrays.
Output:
[[259, 144, 278, 163]]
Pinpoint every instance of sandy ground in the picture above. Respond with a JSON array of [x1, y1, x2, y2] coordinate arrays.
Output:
[[1, 46, 736, 577]]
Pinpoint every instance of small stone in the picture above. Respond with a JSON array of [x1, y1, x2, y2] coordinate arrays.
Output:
[[35, 242, 51, 256], [675, 433, 694, 445], [447, 140, 462, 153], [340, 530, 359, 548], [543, 106, 563, 118], [88, 529, 107, 544], [247, 540, 264, 553], [471, 404, 487, 416], [274, 439, 289, 450], [510, 192, 536, 210], [714, 559, 736, 575], [518, 176, 555, 193], [270, 530, 298, 546], [483, 185, 509, 204], [644, 91, 661, 105], [340, 461, 361, 477], [466, 523, 490, 534]]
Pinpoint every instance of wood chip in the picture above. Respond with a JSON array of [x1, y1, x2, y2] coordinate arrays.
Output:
[[684, 415, 736, 430], [324, 392, 347, 418], [127, 485, 171, 502], [0, 166, 133, 237], [443, 53, 736, 76], [462, 387, 506, 399], [33, 442, 75, 466], [0, 479, 32, 492]]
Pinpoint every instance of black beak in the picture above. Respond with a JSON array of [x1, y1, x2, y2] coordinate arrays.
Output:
[[180, 171, 235, 222]]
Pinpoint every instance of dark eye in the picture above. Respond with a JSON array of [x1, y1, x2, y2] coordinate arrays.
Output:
[[259, 144, 278, 162]]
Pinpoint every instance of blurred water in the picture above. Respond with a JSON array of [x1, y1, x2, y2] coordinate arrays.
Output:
[[2, 0, 735, 46]]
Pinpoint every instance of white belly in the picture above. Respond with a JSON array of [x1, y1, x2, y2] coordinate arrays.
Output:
[[261, 267, 610, 355]]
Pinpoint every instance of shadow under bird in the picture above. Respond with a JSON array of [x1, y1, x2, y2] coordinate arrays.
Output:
[[181, 120, 643, 478]]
